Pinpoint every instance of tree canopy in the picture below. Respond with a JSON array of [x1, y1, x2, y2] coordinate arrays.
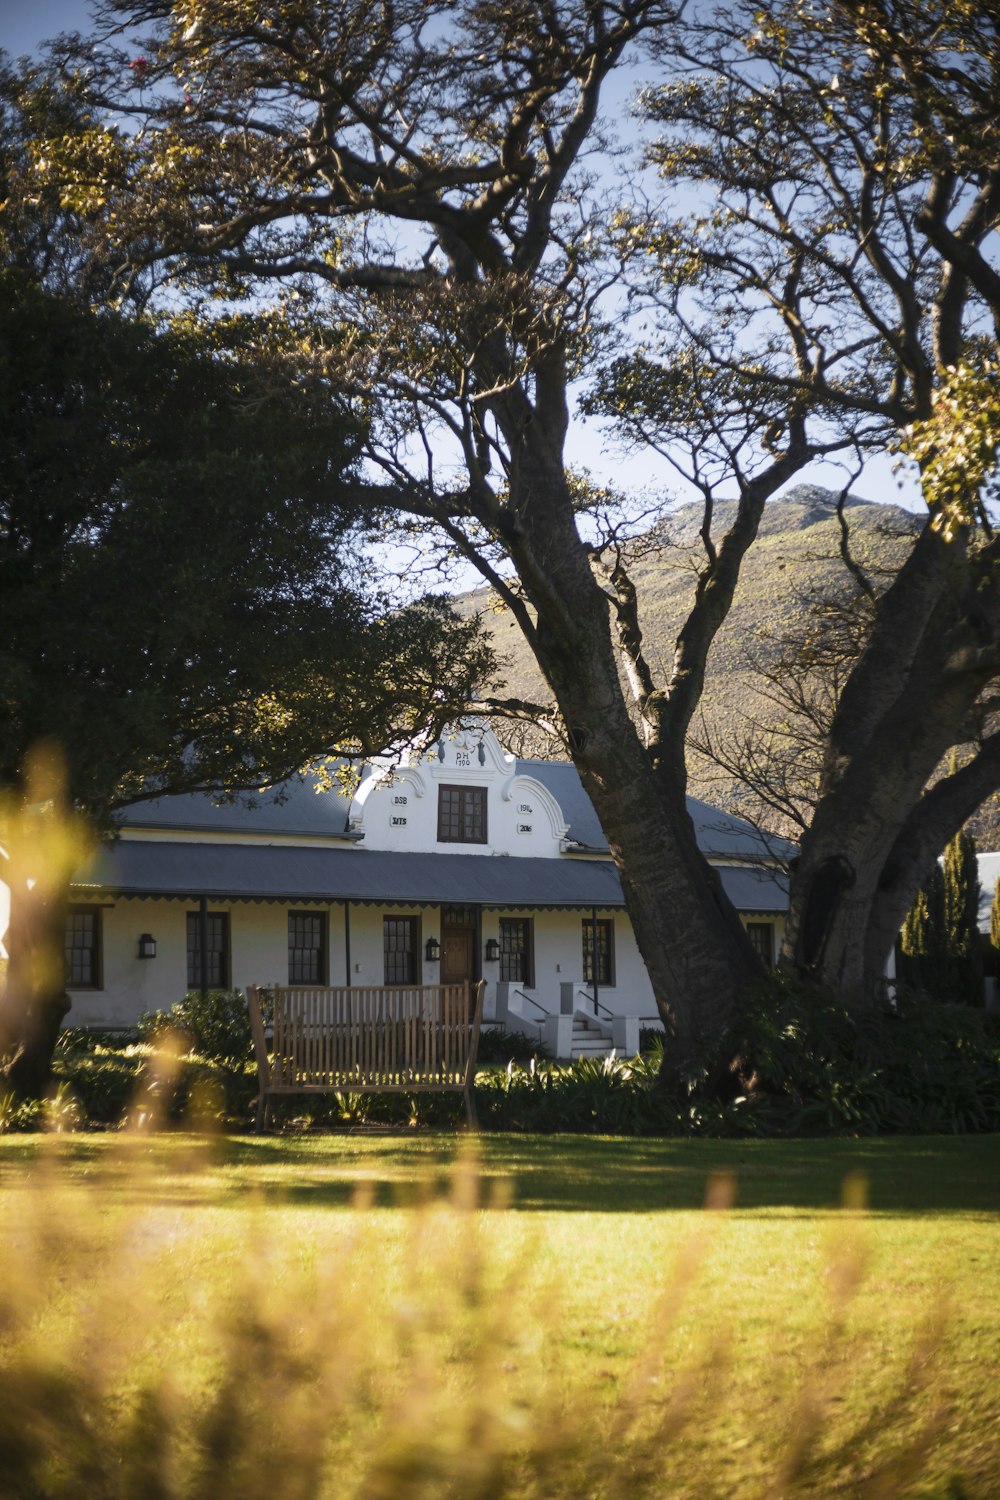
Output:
[[9, 0, 1000, 1067], [0, 273, 492, 820], [29, 0, 769, 1071], [595, 0, 1000, 998], [0, 60, 495, 1093]]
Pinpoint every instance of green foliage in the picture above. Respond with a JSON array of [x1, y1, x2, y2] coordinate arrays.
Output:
[[38, 987, 1000, 1137], [44, 1027, 256, 1127], [0, 1089, 44, 1133], [0, 268, 493, 818], [472, 982, 1000, 1138], [902, 832, 982, 1003], [473, 1026, 540, 1065], [137, 989, 256, 1071], [715, 975, 1000, 1136], [53, 1042, 142, 1125], [901, 863, 947, 992], [0, 1079, 83, 1133], [903, 354, 1000, 529], [474, 1054, 649, 1135], [943, 828, 982, 1001]]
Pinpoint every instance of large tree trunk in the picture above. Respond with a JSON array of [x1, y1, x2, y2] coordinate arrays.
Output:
[[545, 630, 760, 1067], [783, 524, 1000, 1004], [0, 862, 72, 1099], [0, 763, 87, 1100], [494, 391, 761, 1074], [861, 734, 1000, 994]]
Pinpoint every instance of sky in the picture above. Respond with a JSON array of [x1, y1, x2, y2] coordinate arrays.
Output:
[[0, 0, 923, 534], [0, 0, 87, 58]]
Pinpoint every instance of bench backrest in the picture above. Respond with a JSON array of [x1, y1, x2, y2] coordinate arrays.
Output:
[[246, 981, 486, 1088]]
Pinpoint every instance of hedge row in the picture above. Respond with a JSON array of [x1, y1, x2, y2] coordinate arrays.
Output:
[[3, 983, 999, 1136]]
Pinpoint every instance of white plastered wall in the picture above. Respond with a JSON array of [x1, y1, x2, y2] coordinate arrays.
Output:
[[62, 898, 783, 1030], [63, 897, 664, 1029], [478, 906, 656, 1022], [349, 727, 569, 858]]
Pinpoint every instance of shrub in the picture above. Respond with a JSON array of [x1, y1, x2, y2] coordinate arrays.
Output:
[[707, 975, 1000, 1136], [0, 1088, 44, 1133], [36, 981, 1000, 1138], [0, 1080, 83, 1134], [52, 1041, 144, 1124], [474, 1026, 541, 1064], [47, 1032, 258, 1130], [470, 983, 1000, 1138], [138, 989, 256, 1071]]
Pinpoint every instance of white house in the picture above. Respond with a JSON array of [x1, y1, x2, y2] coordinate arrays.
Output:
[[8, 726, 791, 1058]]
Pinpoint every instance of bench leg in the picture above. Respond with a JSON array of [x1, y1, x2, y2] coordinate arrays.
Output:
[[464, 1086, 478, 1131]]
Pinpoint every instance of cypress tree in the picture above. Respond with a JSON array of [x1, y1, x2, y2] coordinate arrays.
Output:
[[942, 829, 982, 1003], [900, 864, 947, 995]]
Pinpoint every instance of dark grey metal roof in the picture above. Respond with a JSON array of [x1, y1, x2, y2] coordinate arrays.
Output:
[[117, 757, 794, 865], [517, 758, 795, 862], [73, 841, 787, 914], [115, 771, 356, 839], [685, 796, 796, 864], [75, 842, 628, 909], [717, 864, 789, 915]]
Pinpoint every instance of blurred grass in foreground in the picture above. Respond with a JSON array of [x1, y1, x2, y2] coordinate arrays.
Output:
[[0, 1126, 998, 1499]]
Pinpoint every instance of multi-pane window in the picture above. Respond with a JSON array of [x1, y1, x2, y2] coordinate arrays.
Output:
[[186, 912, 230, 989], [745, 921, 774, 965], [65, 907, 101, 988], [384, 916, 419, 984], [288, 911, 326, 984], [437, 785, 487, 844], [499, 917, 533, 986], [582, 918, 615, 987]]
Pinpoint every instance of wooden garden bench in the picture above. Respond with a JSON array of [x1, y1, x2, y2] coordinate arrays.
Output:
[[246, 980, 486, 1131]]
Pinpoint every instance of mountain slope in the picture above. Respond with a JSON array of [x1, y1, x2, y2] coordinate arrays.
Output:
[[461, 485, 1000, 844]]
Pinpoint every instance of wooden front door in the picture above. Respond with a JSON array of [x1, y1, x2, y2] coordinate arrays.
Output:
[[441, 921, 474, 987]]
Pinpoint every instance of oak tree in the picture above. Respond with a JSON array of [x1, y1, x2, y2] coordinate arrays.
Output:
[[35, 0, 795, 1077], [30, 0, 999, 1059], [601, 0, 1000, 1002]]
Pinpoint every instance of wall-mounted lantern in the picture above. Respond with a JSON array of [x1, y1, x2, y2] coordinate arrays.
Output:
[[425, 936, 441, 962], [484, 938, 500, 962], [138, 933, 157, 960]]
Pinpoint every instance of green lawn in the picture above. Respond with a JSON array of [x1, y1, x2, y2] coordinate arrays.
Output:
[[1, 1132, 998, 1499]]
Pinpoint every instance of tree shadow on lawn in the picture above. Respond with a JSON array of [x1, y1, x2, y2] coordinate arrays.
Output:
[[304, 1136, 999, 1216], [3, 1132, 998, 1215]]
